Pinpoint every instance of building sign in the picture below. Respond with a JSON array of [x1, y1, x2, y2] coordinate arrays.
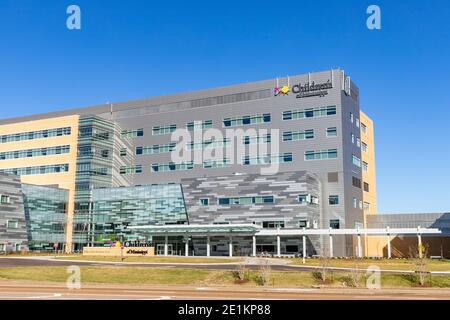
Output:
[[291, 80, 333, 99], [124, 240, 153, 248], [274, 85, 290, 96]]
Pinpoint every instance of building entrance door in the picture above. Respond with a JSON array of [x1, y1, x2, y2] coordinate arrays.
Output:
[[156, 244, 165, 255], [167, 244, 173, 255]]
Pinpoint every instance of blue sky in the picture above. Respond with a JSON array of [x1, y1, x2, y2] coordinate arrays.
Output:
[[0, 0, 449, 213]]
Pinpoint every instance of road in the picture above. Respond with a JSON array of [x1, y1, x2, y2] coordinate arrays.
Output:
[[1, 256, 449, 275], [0, 281, 449, 300]]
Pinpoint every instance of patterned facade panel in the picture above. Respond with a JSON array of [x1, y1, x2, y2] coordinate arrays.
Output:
[[0, 173, 28, 251]]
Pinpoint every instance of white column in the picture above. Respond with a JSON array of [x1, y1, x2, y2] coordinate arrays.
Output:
[[229, 236, 233, 257], [357, 233, 362, 258], [185, 237, 189, 257], [164, 235, 168, 256], [329, 228, 333, 258], [206, 236, 210, 257], [387, 227, 391, 259], [252, 236, 256, 257], [302, 232, 306, 264], [417, 226, 423, 258], [276, 235, 281, 257]]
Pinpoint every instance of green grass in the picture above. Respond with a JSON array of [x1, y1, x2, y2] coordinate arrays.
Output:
[[289, 258, 450, 272], [0, 266, 449, 288], [54, 255, 239, 264]]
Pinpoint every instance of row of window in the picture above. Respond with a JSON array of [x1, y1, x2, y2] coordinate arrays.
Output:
[[0, 127, 71, 144], [217, 196, 274, 205], [0, 145, 70, 161], [0, 164, 69, 176], [121, 149, 339, 174], [282, 106, 336, 120], [136, 143, 176, 155], [223, 113, 271, 127]]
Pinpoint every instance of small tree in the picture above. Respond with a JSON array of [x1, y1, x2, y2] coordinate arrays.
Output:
[[234, 257, 250, 283], [258, 257, 272, 286], [318, 247, 331, 283], [409, 244, 429, 287]]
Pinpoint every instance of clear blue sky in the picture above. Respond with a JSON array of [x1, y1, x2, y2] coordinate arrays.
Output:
[[0, 0, 449, 214]]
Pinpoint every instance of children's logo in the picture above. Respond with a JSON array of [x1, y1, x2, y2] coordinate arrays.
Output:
[[274, 85, 290, 96]]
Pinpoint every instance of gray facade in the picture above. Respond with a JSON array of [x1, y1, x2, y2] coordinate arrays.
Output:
[[0, 173, 28, 252]]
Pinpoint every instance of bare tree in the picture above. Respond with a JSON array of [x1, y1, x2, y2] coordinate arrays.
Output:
[[258, 255, 272, 286], [409, 243, 429, 287], [234, 256, 250, 283], [318, 247, 331, 283]]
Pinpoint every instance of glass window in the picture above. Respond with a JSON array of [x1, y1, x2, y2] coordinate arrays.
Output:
[[361, 142, 368, 152], [363, 161, 368, 172], [361, 123, 367, 134], [298, 220, 308, 228], [0, 195, 10, 204], [350, 113, 354, 123], [353, 198, 358, 208], [326, 127, 337, 137], [199, 198, 209, 206], [262, 221, 285, 229], [330, 219, 340, 229], [7, 220, 18, 229], [298, 194, 307, 204], [328, 195, 339, 205]]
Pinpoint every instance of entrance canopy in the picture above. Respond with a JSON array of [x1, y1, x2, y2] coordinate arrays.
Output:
[[128, 223, 261, 236]]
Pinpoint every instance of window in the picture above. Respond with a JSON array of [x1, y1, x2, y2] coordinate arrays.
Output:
[[242, 153, 292, 165], [326, 127, 337, 137], [330, 219, 340, 229], [0, 244, 5, 252], [203, 158, 231, 169], [282, 129, 314, 141], [119, 165, 142, 174], [121, 128, 143, 138], [352, 176, 362, 189], [298, 194, 319, 205], [286, 245, 299, 253], [352, 155, 361, 167], [199, 198, 209, 206], [0, 127, 71, 144], [15, 244, 21, 251], [262, 221, 285, 229], [243, 134, 271, 145], [136, 144, 176, 155], [187, 138, 229, 150], [7, 220, 18, 229], [328, 195, 339, 205], [0, 195, 10, 204], [223, 113, 271, 127], [361, 142, 368, 153], [298, 220, 309, 228], [351, 133, 355, 144], [353, 198, 358, 208], [363, 161, 368, 172], [151, 162, 194, 172], [186, 120, 213, 131], [361, 123, 367, 133], [363, 202, 370, 211], [350, 112, 354, 123], [356, 118, 360, 128], [0, 145, 70, 161], [359, 200, 363, 210], [363, 182, 370, 192], [304, 149, 338, 161], [218, 196, 274, 205], [120, 148, 127, 157], [356, 138, 361, 148], [0, 164, 69, 176], [152, 124, 177, 136], [282, 106, 336, 121]]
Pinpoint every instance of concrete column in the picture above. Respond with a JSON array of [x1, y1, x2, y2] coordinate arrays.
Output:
[[206, 236, 210, 257], [357, 234, 362, 258], [229, 236, 233, 257], [164, 235, 168, 256], [417, 226, 423, 258], [329, 230, 333, 258], [386, 227, 391, 259], [252, 236, 256, 257], [302, 233, 306, 264], [185, 237, 189, 257], [276, 235, 281, 257]]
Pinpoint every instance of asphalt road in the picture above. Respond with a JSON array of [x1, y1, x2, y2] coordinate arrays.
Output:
[[0, 282, 449, 300], [1, 257, 449, 275]]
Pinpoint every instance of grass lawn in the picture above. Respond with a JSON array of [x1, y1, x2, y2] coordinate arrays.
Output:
[[289, 258, 450, 272], [0, 266, 449, 288], [53, 255, 239, 264]]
